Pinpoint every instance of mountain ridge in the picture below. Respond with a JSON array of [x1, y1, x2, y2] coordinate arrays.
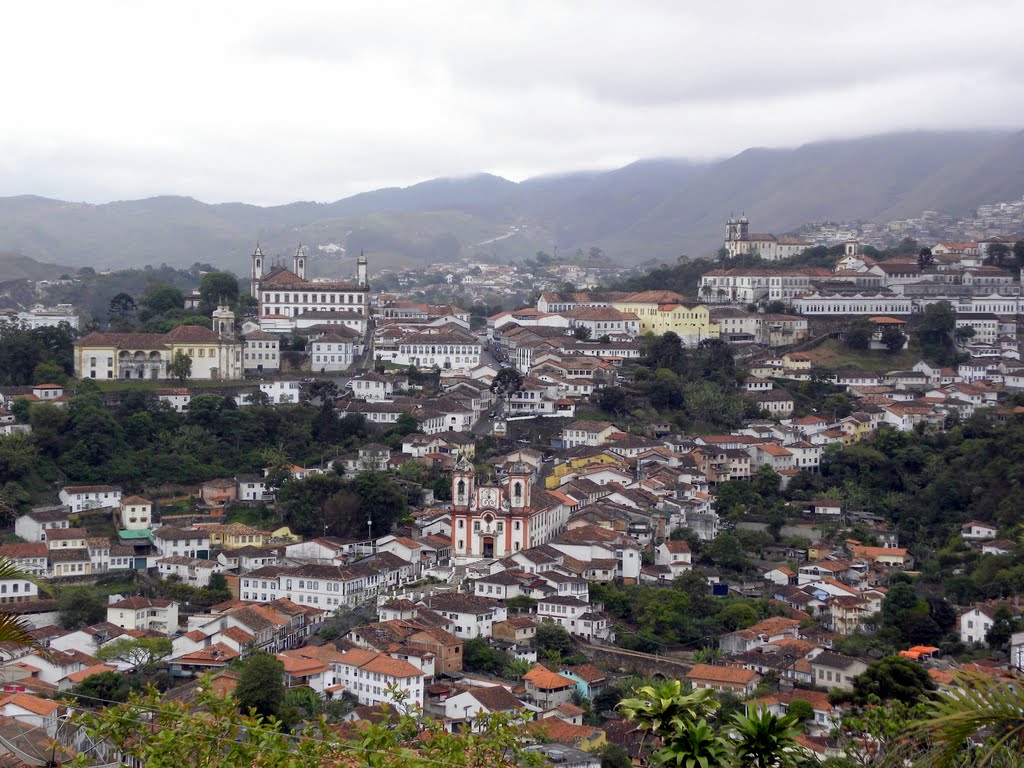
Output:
[[0, 130, 1021, 272]]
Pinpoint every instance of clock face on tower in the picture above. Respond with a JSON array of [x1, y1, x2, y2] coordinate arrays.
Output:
[[480, 488, 499, 509]]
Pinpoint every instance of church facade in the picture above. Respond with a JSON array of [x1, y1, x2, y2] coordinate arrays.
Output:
[[250, 246, 371, 335], [450, 457, 569, 560]]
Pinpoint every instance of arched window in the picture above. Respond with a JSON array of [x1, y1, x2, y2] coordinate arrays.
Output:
[[457, 479, 465, 498]]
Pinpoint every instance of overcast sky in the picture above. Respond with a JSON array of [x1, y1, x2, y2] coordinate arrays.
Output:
[[2, 1, 1023, 206]]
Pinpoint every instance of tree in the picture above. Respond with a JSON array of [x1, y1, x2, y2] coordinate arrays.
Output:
[[572, 326, 592, 341], [598, 386, 627, 416], [107, 292, 137, 328], [985, 605, 1019, 652], [463, 637, 508, 675], [302, 379, 339, 407], [392, 411, 420, 438], [72, 674, 543, 768], [917, 247, 934, 270], [850, 655, 935, 705], [535, 621, 577, 663], [1014, 240, 1024, 268], [58, 586, 106, 630], [199, 271, 240, 306], [32, 360, 67, 385], [880, 325, 907, 352], [235, 650, 286, 722], [491, 367, 523, 406], [168, 351, 192, 384], [785, 699, 814, 723], [143, 285, 185, 315], [985, 242, 1011, 267], [506, 658, 532, 679], [68, 670, 143, 706], [955, 325, 976, 343], [844, 317, 874, 350], [731, 705, 803, 768], [96, 636, 173, 672], [597, 743, 632, 768], [9, 398, 30, 424]]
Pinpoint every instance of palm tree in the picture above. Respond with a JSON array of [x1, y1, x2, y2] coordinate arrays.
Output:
[[0, 557, 45, 651], [617, 680, 719, 737], [506, 658, 532, 679], [913, 671, 1024, 767], [655, 718, 731, 768], [730, 705, 804, 768]]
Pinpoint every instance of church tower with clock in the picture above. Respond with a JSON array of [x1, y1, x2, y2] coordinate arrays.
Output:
[[451, 456, 558, 561]]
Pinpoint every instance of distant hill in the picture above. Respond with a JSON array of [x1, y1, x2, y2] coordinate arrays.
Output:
[[0, 130, 1022, 272], [0, 251, 73, 281]]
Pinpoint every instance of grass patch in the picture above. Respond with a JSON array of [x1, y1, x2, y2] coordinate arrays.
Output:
[[804, 338, 919, 372]]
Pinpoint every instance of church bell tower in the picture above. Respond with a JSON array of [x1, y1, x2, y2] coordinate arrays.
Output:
[[293, 245, 306, 280], [250, 244, 264, 300]]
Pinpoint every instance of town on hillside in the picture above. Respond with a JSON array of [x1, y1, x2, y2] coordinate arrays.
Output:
[[0, 219, 1023, 765]]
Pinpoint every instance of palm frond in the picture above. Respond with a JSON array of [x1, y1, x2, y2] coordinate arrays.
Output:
[[0, 612, 42, 653], [913, 671, 1024, 768]]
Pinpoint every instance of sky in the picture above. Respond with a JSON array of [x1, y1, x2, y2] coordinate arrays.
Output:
[[2, 0, 1023, 206]]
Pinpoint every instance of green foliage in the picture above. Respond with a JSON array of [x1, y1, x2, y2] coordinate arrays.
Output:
[[730, 705, 803, 768], [71, 672, 543, 767], [785, 699, 814, 723], [142, 285, 185, 316], [236, 651, 287, 723], [199, 271, 240, 306], [462, 637, 509, 675], [68, 670, 143, 706], [0, 319, 76, 386], [58, 586, 107, 630], [168, 350, 192, 384], [844, 317, 874, 350], [849, 655, 936, 705], [96, 637, 173, 671], [275, 471, 407, 539], [918, 300, 957, 364], [535, 621, 586, 665], [914, 671, 1024, 767], [618, 683, 805, 768], [491, 367, 524, 402]]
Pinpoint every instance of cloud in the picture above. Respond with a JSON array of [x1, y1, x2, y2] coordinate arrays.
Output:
[[0, 0, 1022, 204]]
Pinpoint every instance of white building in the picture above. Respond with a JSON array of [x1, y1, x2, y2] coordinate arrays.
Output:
[[256, 380, 303, 405], [14, 508, 71, 543], [107, 597, 179, 633], [331, 648, 424, 708], [118, 496, 154, 531], [390, 331, 482, 372], [960, 606, 997, 645], [309, 331, 359, 372], [157, 556, 225, 588], [242, 331, 281, 373], [153, 526, 212, 559], [14, 304, 79, 330], [59, 485, 122, 513]]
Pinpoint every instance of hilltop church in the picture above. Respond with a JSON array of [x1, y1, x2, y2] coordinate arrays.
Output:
[[450, 456, 569, 561], [723, 215, 810, 261], [250, 246, 371, 335]]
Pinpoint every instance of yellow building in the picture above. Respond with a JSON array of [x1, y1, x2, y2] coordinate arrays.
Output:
[[73, 308, 243, 381], [611, 291, 718, 343], [196, 523, 267, 549], [545, 452, 622, 489]]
